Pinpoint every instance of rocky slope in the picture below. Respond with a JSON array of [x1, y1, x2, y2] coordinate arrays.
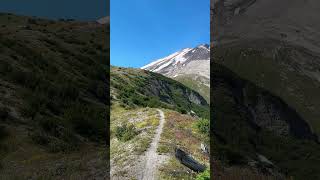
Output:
[[111, 66, 209, 119], [211, 63, 320, 180], [212, 0, 320, 179], [212, 0, 320, 137], [142, 44, 210, 102], [0, 13, 109, 179]]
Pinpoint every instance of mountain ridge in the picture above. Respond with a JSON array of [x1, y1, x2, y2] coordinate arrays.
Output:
[[141, 44, 210, 102], [142, 44, 209, 78]]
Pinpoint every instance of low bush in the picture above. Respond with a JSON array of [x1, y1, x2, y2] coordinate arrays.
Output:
[[31, 129, 78, 153], [48, 138, 77, 153], [196, 168, 210, 180], [58, 82, 79, 100], [115, 124, 138, 142], [31, 130, 50, 146], [88, 80, 107, 102], [196, 118, 210, 135], [9, 69, 41, 89], [37, 117, 63, 135], [64, 104, 106, 141], [178, 108, 187, 114], [21, 92, 47, 119]]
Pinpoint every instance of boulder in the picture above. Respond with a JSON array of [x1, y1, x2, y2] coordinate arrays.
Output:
[[175, 148, 206, 172]]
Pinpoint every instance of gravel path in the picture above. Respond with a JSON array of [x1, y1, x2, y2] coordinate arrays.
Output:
[[141, 109, 166, 180]]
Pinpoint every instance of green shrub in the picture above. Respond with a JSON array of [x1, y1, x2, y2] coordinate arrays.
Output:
[[31, 130, 50, 146], [196, 168, 210, 180], [47, 127, 79, 153], [21, 92, 47, 119], [31, 129, 78, 153], [32, 115, 80, 152], [115, 124, 138, 142], [58, 82, 79, 100], [64, 104, 106, 141], [9, 69, 41, 89], [88, 80, 107, 101], [196, 118, 210, 135], [46, 98, 62, 115], [178, 108, 187, 114], [37, 117, 63, 135], [48, 138, 77, 153]]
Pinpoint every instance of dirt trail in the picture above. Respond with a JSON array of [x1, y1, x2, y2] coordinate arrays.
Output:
[[141, 109, 166, 180]]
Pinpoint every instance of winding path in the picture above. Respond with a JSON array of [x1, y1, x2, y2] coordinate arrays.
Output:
[[142, 109, 165, 180]]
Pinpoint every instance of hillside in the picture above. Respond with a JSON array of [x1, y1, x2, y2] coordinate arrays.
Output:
[[211, 63, 320, 179], [111, 66, 209, 119], [211, 0, 320, 179], [142, 44, 210, 102], [110, 67, 210, 179], [0, 13, 109, 179]]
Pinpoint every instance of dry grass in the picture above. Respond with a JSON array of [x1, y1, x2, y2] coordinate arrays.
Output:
[[158, 110, 209, 179], [110, 105, 159, 179]]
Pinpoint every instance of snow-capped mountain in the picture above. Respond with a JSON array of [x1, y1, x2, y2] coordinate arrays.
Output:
[[142, 44, 210, 102], [142, 44, 210, 79]]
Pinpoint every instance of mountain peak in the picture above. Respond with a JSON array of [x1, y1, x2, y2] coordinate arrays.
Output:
[[141, 44, 210, 102], [197, 44, 209, 50], [141, 44, 210, 79], [97, 16, 109, 24]]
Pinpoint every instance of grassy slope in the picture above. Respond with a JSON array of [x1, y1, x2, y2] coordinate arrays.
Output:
[[110, 105, 158, 179], [174, 74, 210, 103], [0, 13, 109, 179], [158, 110, 209, 179]]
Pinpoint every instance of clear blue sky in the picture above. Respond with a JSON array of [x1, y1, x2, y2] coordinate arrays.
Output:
[[111, 0, 210, 68], [0, 0, 109, 20]]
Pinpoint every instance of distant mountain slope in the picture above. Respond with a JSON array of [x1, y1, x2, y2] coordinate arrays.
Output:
[[212, 0, 320, 179], [211, 62, 320, 180], [212, 0, 320, 137], [142, 44, 210, 102], [97, 16, 110, 24], [213, 0, 320, 53], [111, 66, 209, 119], [0, 13, 108, 179]]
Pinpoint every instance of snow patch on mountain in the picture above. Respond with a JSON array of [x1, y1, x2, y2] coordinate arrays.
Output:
[[97, 16, 110, 24], [141, 44, 210, 80]]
